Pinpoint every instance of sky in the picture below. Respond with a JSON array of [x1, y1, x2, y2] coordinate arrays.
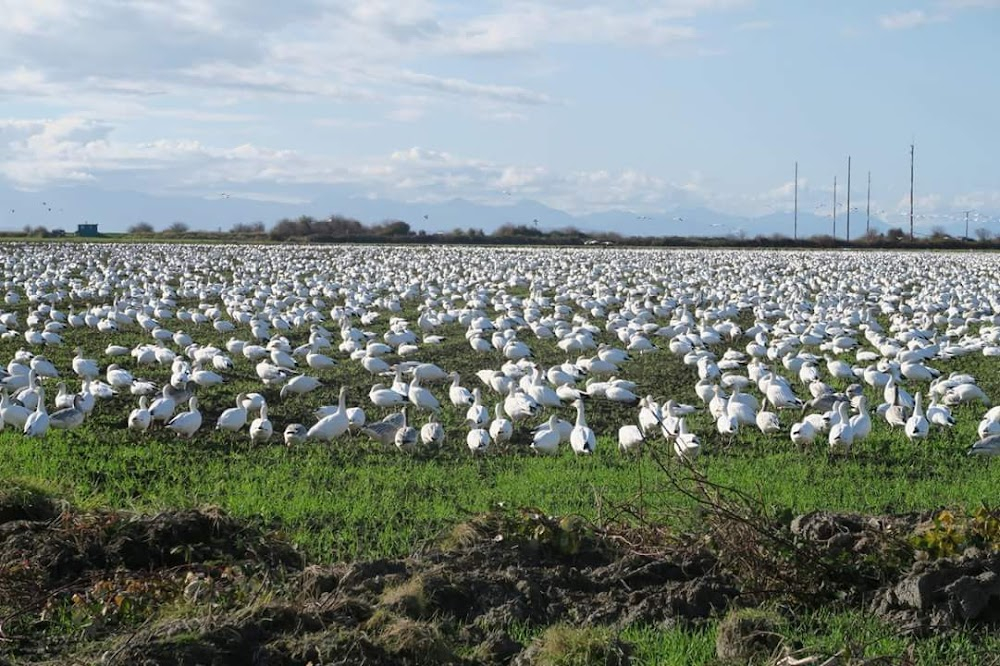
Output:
[[1, 0, 999, 232]]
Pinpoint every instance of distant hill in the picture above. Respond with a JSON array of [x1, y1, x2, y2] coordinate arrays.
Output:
[[0, 182, 898, 239]]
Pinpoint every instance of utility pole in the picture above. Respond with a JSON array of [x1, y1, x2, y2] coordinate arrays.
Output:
[[846, 156, 852, 242], [833, 176, 837, 238], [909, 143, 915, 240], [794, 161, 798, 240], [866, 171, 871, 234], [964, 210, 973, 239]]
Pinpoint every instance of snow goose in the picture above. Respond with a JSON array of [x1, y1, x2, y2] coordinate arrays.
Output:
[[249, 404, 273, 444], [216, 393, 248, 432], [167, 397, 202, 439], [828, 402, 854, 453], [904, 392, 929, 442], [407, 375, 441, 413], [284, 423, 307, 447], [488, 403, 513, 444], [128, 396, 152, 432], [569, 399, 596, 455], [448, 372, 474, 406], [280, 374, 321, 399], [674, 418, 701, 459], [369, 383, 406, 407], [617, 424, 644, 453], [49, 395, 85, 430], [308, 386, 350, 441], [467, 427, 491, 454], [968, 434, 1000, 457], [421, 415, 444, 446], [23, 387, 49, 438], [531, 416, 561, 455]]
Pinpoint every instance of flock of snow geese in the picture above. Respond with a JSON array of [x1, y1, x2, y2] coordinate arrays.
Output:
[[0, 243, 999, 459]]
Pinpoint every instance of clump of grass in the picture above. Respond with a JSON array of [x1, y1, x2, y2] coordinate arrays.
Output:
[[379, 575, 428, 618], [532, 624, 631, 666], [374, 616, 454, 663], [715, 607, 786, 664], [0, 479, 60, 523]]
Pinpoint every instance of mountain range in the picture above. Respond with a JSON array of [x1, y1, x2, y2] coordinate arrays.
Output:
[[0, 183, 894, 239]]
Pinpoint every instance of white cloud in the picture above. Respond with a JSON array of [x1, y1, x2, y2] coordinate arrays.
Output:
[[878, 10, 936, 30]]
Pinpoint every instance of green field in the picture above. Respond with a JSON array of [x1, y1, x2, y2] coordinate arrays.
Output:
[[1, 243, 998, 664]]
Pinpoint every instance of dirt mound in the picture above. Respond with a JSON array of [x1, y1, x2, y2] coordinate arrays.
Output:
[[3, 503, 998, 664], [876, 551, 1000, 634]]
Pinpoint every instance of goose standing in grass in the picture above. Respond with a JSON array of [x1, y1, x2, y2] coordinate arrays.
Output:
[[905, 392, 930, 442], [926, 398, 955, 428], [128, 396, 152, 432], [283, 423, 307, 447], [369, 383, 406, 407], [617, 424, 644, 453], [569, 399, 596, 455], [149, 385, 177, 424], [531, 415, 562, 455], [167, 397, 202, 439], [249, 404, 273, 444], [755, 407, 781, 434], [23, 387, 49, 438], [50, 395, 85, 430], [280, 374, 321, 399], [216, 393, 248, 432], [488, 403, 513, 445], [849, 396, 872, 442], [72, 347, 99, 379], [467, 427, 491, 454], [1, 391, 30, 430], [407, 375, 441, 413], [362, 409, 406, 446], [465, 389, 489, 428], [305, 343, 336, 371], [394, 411, 419, 452], [828, 402, 854, 453], [674, 418, 701, 459], [421, 415, 444, 446], [448, 372, 473, 406], [790, 419, 817, 448], [308, 386, 350, 441], [105, 364, 134, 389]]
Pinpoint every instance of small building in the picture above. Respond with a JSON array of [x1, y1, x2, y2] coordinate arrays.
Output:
[[77, 223, 99, 237]]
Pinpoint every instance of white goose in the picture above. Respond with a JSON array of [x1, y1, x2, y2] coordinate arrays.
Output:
[[307, 386, 350, 441], [167, 397, 202, 438], [249, 404, 273, 444], [407, 375, 441, 413], [23, 387, 49, 438], [617, 424, 644, 453], [569, 399, 596, 455], [674, 417, 701, 459], [448, 372, 474, 406], [531, 415, 562, 455], [904, 392, 929, 442], [216, 393, 248, 432], [128, 396, 152, 432], [488, 403, 513, 444]]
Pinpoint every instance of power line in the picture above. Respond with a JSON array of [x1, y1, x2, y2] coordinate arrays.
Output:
[[846, 155, 852, 242]]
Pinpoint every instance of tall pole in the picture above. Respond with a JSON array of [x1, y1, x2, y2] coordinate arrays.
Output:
[[965, 210, 972, 239], [866, 171, 871, 234], [833, 176, 837, 238], [909, 143, 915, 240], [794, 161, 798, 240], [846, 155, 852, 242]]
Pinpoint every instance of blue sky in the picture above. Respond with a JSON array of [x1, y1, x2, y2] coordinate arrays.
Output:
[[1, 0, 998, 231]]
